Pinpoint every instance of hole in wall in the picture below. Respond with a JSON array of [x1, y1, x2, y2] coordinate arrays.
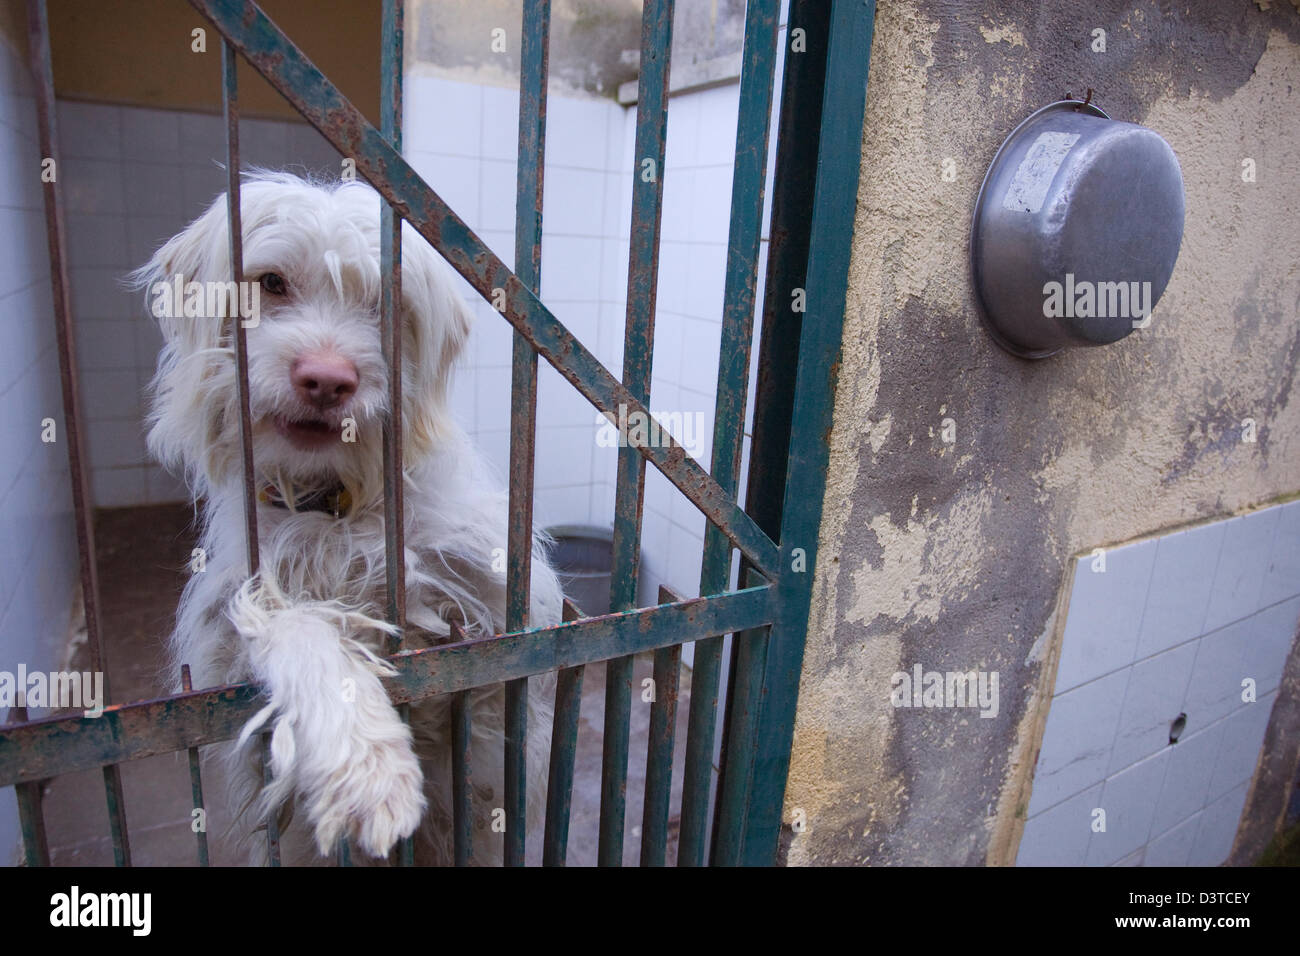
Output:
[[1169, 713, 1188, 744]]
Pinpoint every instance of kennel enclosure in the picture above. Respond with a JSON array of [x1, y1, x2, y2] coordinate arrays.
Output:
[[0, 0, 875, 867]]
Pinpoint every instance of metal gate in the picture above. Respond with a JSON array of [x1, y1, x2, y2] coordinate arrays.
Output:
[[0, 0, 875, 866]]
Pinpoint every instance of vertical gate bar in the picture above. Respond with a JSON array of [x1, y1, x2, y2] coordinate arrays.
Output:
[[678, 0, 781, 868], [709, 0, 832, 867], [14, 781, 49, 866], [222, 41, 260, 579], [710, 620, 768, 862], [336, 837, 352, 866], [542, 597, 585, 866], [102, 765, 131, 866], [710, 0, 829, 867], [26, 0, 132, 866], [10, 707, 50, 866], [640, 586, 683, 866], [712, 0, 832, 868], [379, 0, 415, 869], [600, 0, 674, 868], [222, 37, 274, 865], [449, 622, 472, 865], [180, 666, 210, 866], [726, 0, 877, 865], [380, 0, 406, 650], [451, 691, 472, 866], [261, 732, 280, 866], [504, 0, 551, 868]]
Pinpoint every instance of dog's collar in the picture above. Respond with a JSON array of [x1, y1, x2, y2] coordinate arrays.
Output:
[[257, 481, 352, 518]]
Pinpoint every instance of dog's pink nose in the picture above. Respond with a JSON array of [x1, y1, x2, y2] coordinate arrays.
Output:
[[291, 353, 359, 409]]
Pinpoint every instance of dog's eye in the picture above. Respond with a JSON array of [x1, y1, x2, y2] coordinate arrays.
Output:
[[259, 273, 288, 296]]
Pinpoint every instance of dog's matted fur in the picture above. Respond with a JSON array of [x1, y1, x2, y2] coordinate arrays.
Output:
[[133, 171, 562, 865]]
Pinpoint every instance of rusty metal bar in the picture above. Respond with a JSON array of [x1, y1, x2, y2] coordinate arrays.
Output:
[[222, 37, 273, 866], [25, 0, 132, 867], [380, 0, 406, 652], [640, 586, 683, 866], [180, 666, 210, 866], [185, 0, 780, 581], [504, 0, 551, 868], [102, 766, 130, 866], [261, 731, 280, 866], [449, 622, 472, 866], [0, 586, 774, 786], [543, 597, 586, 866], [221, 40, 260, 579], [601, 0, 674, 869], [379, 0, 415, 869], [10, 707, 49, 866], [679, 0, 781, 867]]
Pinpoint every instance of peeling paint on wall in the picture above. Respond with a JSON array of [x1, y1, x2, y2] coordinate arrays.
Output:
[[786, 0, 1300, 866]]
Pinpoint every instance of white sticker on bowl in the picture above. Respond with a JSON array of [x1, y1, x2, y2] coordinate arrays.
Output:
[[1001, 131, 1079, 214]]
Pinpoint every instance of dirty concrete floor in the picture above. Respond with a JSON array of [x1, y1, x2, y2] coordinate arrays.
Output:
[[41, 503, 693, 866]]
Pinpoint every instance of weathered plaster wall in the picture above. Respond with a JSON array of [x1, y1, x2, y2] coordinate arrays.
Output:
[[787, 0, 1300, 865]]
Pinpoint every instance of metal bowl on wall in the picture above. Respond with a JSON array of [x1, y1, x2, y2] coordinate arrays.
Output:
[[970, 99, 1186, 359]]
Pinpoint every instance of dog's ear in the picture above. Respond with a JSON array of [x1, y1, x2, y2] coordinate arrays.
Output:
[[129, 197, 232, 354], [398, 223, 474, 458], [128, 196, 235, 484]]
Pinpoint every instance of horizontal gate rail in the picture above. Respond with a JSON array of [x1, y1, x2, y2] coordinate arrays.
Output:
[[184, 0, 781, 581], [0, 583, 774, 787]]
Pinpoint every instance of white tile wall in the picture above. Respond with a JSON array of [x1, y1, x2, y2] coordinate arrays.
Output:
[[56, 100, 342, 507], [1018, 501, 1300, 867], [403, 64, 776, 613], [0, 34, 80, 864]]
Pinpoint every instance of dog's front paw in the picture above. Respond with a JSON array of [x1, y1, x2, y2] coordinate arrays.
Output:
[[308, 733, 427, 858]]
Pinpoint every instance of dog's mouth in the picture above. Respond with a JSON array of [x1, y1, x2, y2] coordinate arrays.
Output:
[[273, 415, 345, 451]]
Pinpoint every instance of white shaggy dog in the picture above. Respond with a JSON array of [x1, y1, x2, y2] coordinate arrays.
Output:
[[133, 171, 562, 865]]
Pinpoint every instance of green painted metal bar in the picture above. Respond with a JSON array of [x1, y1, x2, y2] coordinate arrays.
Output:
[[451, 621, 473, 867], [601, 0, 674, 869], [14, 779, 49, 866], [25, 0, 131, 868], [0, 587, 773, 787], [640, 586, 683, 866], [710, 613, 769, 863], [336, 837, 352, 866], [451, 691, 471, 865], [261, 732, 280, 865], [451, 690, 472, 866], [542, 598, 585, 866], [378, 0, 415, 869], [102, 767, 130, 866], [504, 0, 551, 868], [678, 0, 781, 868], [379, 0, 406, 653], [730, 0, 878, 865], [180, 666, 210, 867], [185, 0, 780, 581], [10, 707, 50, 866]]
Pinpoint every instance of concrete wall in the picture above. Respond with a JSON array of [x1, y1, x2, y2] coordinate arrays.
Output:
[[786, 0, 1300, 865]]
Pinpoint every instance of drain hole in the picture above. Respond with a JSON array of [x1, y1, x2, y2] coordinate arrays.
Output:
[[1169, 713, 1187, 744]]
